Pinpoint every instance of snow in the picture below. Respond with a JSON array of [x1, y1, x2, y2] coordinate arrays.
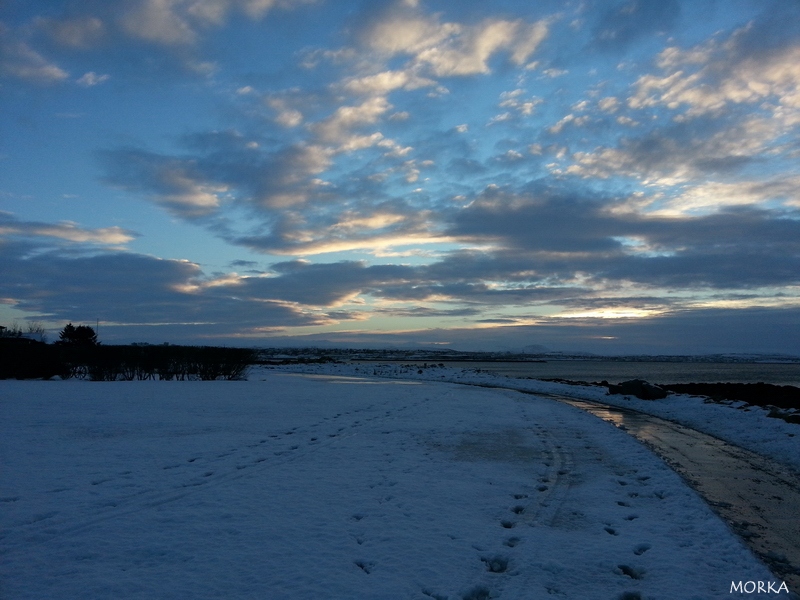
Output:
[[275, 362, 800, 473], [0, 371, 783, 599]]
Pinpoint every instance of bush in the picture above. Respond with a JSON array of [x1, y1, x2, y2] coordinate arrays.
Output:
[[1, 341, 257, 381], [0, 338, 62, 380]]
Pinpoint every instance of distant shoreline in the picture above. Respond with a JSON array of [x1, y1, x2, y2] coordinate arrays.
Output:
[[337, 358, 800, 389]]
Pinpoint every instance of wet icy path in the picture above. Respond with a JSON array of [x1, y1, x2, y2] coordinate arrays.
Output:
[[0, 374, 774, 599]]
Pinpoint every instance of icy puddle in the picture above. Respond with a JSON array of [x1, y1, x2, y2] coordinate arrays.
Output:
[[549, 395, 800, 590], [0, 375, 781, 599]]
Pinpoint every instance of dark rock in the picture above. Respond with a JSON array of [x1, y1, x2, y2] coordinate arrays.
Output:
[[660, 382, 800, 410], [608, 379, 668, 400]]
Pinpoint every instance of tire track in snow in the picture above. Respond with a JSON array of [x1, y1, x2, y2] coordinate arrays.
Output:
[[391, 371, 800, 591], [528, 391, 800, 592]]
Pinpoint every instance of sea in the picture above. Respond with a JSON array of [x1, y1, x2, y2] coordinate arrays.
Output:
[[363, 360, 800, 387]]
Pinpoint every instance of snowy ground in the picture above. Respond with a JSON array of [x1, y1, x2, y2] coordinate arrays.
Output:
[[0, 372, 784, 599], [272, 362, 800, 473]]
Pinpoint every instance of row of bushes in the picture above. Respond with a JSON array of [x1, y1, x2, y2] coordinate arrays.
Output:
[[0, 338, 257, 381]]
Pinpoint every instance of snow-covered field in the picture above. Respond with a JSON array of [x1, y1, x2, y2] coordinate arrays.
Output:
[[273, 362, 800, 473], [0, 371, 783, 599]]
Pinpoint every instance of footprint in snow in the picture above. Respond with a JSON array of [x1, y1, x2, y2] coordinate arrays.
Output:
[[633, 543, 651, 555], [461, 584, 493, 600], [481, 555, 510, 573], [500, 520, 516, 529], [616, 564, 646, 580], [354, 560, 374, 574]]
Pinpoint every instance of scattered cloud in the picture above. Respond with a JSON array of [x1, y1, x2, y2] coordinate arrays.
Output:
[[37, 16, 107, 49], [361, 6, 548, 76], [3, 0, 800, 351], [0, 213, 137, 246], [592, 0, 680, 53], [101, 149, 228, 218], [76, 71, 110, 86], [0, 25, 69, 82], [119, 0, 317, 46]]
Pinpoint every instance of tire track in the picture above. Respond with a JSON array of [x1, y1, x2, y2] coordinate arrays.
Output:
[[520, 390, 800, 591]]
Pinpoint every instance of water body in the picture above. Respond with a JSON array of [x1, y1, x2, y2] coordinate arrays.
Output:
[[370, 360, 800, 387]]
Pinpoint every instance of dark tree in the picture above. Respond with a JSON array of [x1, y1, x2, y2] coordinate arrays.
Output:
[[58, 323, 98, 346]]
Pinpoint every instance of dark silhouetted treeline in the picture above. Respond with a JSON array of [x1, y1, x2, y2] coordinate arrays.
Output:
[[0, 338, 256, 381]]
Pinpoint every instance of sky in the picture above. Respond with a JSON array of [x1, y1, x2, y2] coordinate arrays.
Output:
[[1, 0, 799, 354]]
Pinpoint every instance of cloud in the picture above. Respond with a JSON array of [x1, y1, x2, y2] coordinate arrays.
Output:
[[498, 88, 542, 117], [0, 241, 335, 338], [120, 0, 200, 45], [342, 69, 436, 96], [628, 11, 800, 121], [102, 129, 438, 255], [591, 0, 680, 53], [649, 176, 800, 216], [119, 0, 316, 46], [267, 96, 304, 127], [230, 196, 449, 255], [597, 97, 619, 113], [87, 2, 557, 260], [255, 306, 800, 355], [413, 19, 547, 76], [312, 96, 391, 146], [444, 186, 800, 291], [565, 116, 781, 187], [361, 6, 548, 76], [101, 148, 228, 218], [37, 16, 107, 48], [0, 24, 69, 83], [5, 211, 799, 350], [76, 71, 110, 86], [0, 213, 137, 246], [373, 306, 481, 319]]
